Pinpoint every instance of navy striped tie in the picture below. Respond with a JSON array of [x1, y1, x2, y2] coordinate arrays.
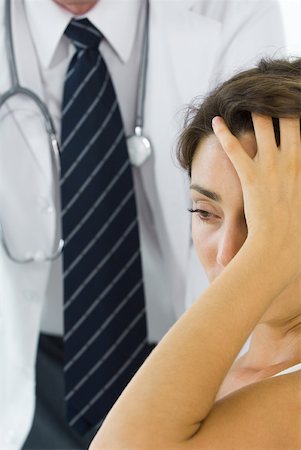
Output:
[[60, 18, 151, 435]]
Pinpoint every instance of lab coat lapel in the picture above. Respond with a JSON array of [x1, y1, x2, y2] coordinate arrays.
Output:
[[142, 0, 221, 295], [10, 0, 53, 186], [162, 1, 222, 103], [1, 0, 58, 270]]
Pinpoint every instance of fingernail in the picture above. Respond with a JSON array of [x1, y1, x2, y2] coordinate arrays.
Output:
[[212, 116, 222, 128]]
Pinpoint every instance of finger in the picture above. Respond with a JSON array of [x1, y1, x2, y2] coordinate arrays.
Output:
[[279, 117, 301, 153], [212, 116, 253, 181], [251, 113, 276, 161]]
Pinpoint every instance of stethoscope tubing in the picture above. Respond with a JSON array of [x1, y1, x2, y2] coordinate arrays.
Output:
[[0, 0, 150, 263], [5, 0, 18, 88], [1, 0, 62, 262], [4, 0, 61, 172], [135, 0, 149, 134]]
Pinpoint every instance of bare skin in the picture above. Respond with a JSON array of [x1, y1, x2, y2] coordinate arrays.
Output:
[[218, 281, 301, 400], [53, 3, 301, 396], [190, 132, 301, 400], [53, 0, 98, 15], [90, 115, 301, 449]]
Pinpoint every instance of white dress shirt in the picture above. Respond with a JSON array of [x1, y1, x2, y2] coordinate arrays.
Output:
[[24, 0, 146, 335]]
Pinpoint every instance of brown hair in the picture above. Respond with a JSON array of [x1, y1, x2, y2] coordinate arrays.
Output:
[[177, 58, 301, 176]]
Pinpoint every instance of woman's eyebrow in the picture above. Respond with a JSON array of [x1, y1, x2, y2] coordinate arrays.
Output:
[[190, 184, 221, 202]]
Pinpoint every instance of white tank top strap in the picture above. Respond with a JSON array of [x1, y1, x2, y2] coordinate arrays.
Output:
[[273, 363, 301, 377]]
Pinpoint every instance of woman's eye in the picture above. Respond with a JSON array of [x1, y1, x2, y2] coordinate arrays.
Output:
[[188, 208, 219, 223]]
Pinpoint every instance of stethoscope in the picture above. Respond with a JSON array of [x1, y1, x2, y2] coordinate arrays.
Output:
[[0, 0, 151, 264]]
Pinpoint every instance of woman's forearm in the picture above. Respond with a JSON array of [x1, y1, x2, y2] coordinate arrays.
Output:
[[92, 115, 301, 448], [94, 241, 288, 447]]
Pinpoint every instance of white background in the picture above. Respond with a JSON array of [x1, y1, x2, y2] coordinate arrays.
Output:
[[279, 0, 301, 55]]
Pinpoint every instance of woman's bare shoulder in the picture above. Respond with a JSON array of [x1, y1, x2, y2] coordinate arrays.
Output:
[[184, 370, 301, 450]]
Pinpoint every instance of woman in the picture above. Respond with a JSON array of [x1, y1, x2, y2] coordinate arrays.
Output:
[[90, 58, 301, 449]]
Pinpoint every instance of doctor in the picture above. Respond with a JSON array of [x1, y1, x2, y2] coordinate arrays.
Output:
[[0, 0, 285, 449]]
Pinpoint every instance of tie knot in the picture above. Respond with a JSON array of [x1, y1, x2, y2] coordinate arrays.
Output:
[[64, 18, 102, 50]]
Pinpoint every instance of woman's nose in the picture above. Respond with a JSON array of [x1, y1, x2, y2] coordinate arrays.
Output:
[[216, 223, 247, 269]]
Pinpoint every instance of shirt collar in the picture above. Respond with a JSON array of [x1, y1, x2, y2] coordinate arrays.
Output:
[[24, 0, 142, 69]]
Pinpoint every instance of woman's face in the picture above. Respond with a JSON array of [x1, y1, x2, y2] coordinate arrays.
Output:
[[190, 132, 257, 282]]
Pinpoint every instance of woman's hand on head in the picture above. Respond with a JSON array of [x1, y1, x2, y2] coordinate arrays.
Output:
[[212, 114, 301, 285]]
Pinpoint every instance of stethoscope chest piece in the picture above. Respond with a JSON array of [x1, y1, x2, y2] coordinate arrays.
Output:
[[127, 126, 152, 167]]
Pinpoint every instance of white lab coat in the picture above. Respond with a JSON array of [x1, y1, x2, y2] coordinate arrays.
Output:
[[0, 0, 285, 448]]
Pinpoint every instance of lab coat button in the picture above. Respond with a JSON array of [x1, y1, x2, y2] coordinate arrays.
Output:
[[46, 205, 54, 214], [37, 196, 54, 214]]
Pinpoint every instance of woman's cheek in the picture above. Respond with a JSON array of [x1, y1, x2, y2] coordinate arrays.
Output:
[[192, 216, 216, 276]]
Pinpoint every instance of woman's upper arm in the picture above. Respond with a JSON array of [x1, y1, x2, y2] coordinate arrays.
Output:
[[90, 372, 301, 450], [184, 371, 301, 450]]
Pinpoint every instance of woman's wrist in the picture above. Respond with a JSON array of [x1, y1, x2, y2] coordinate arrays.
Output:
[[243, 232, 301, 292], [217, 239, 282, 302]]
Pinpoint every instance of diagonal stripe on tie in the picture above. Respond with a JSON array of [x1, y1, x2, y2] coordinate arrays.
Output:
[[61, 127, 124, 216], [63, 192, 139, 305], [62, 54, 102, 115], [60, 100, 118, 175], [63, 189, 135, 279], [60, 18, 153, 435], [60, 72, 110, 153], [64, 281, 144, 374], [68, 336, 148, 428], [65, 218, 138, 307], [64, 253, 141, 342]]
